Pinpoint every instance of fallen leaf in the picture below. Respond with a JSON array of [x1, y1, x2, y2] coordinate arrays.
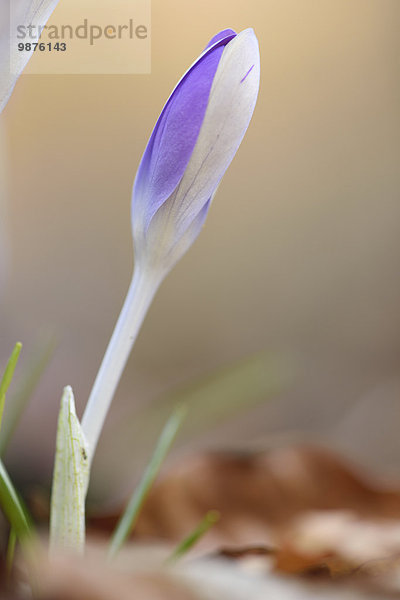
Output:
[[91, 445, 400, 547], [89, 445, 400, 592]]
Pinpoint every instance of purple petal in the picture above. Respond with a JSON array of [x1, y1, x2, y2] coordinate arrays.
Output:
[[132, 30, 236, 230], [204, 28, 236, 51]]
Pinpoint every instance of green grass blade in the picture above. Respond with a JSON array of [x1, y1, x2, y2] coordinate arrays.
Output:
[[108, 405, 187, 559], [0, 343, 34, 563], [166, 510, 220, 565], [0, 343, 22, 433], [0, 459, 31, 541], [6, 528, 17, 575], [0, 338, 55, 456]]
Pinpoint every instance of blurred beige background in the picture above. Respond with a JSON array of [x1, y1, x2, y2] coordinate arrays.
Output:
[[1, 0, 399, 494]]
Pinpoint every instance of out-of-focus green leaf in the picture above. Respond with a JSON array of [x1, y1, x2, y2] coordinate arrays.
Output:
[[0, 342, 34, 559], [165, 352, 287, 441], [93, 352, 290, 497], [0, 459, 32, 541]]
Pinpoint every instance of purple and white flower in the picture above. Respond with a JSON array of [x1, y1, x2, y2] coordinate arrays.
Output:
[[132, 28, 260, 273], [0, 0, 61, 114]]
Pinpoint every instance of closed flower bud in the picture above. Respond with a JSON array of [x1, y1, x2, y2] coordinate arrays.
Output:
[[132, 28, 260, 274]]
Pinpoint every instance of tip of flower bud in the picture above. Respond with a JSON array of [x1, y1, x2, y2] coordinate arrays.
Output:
[[204, 28, 237, 51]]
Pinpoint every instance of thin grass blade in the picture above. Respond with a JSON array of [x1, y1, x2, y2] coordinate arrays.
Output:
[[6, 528, 17, 576], [108, 405, 187, 559], [166, 510, 220, 565], [0, 339, 55, 456], [0, 343, 22, 432]]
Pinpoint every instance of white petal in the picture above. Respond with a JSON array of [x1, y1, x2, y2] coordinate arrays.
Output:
[[50, 386, 89, 554], [144, 194, 213, 272], [164, 29, 260, 237], [0, 0, 61, 114]]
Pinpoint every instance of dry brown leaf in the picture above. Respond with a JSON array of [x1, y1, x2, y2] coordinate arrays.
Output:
[[274, 511, 400, 581], [88, 444, 400, 591], [91, 445, 400, 547]]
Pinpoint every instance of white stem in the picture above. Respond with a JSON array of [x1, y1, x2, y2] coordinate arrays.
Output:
[[81, 266, 162, 461]]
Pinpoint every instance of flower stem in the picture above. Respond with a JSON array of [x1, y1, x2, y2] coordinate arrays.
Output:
[[81, 266, 162, 462]]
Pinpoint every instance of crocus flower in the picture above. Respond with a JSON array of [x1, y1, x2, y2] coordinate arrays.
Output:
[[82, 28, 260, 458], [0, 0, 61, 114], [132, 28, 260, 273]]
